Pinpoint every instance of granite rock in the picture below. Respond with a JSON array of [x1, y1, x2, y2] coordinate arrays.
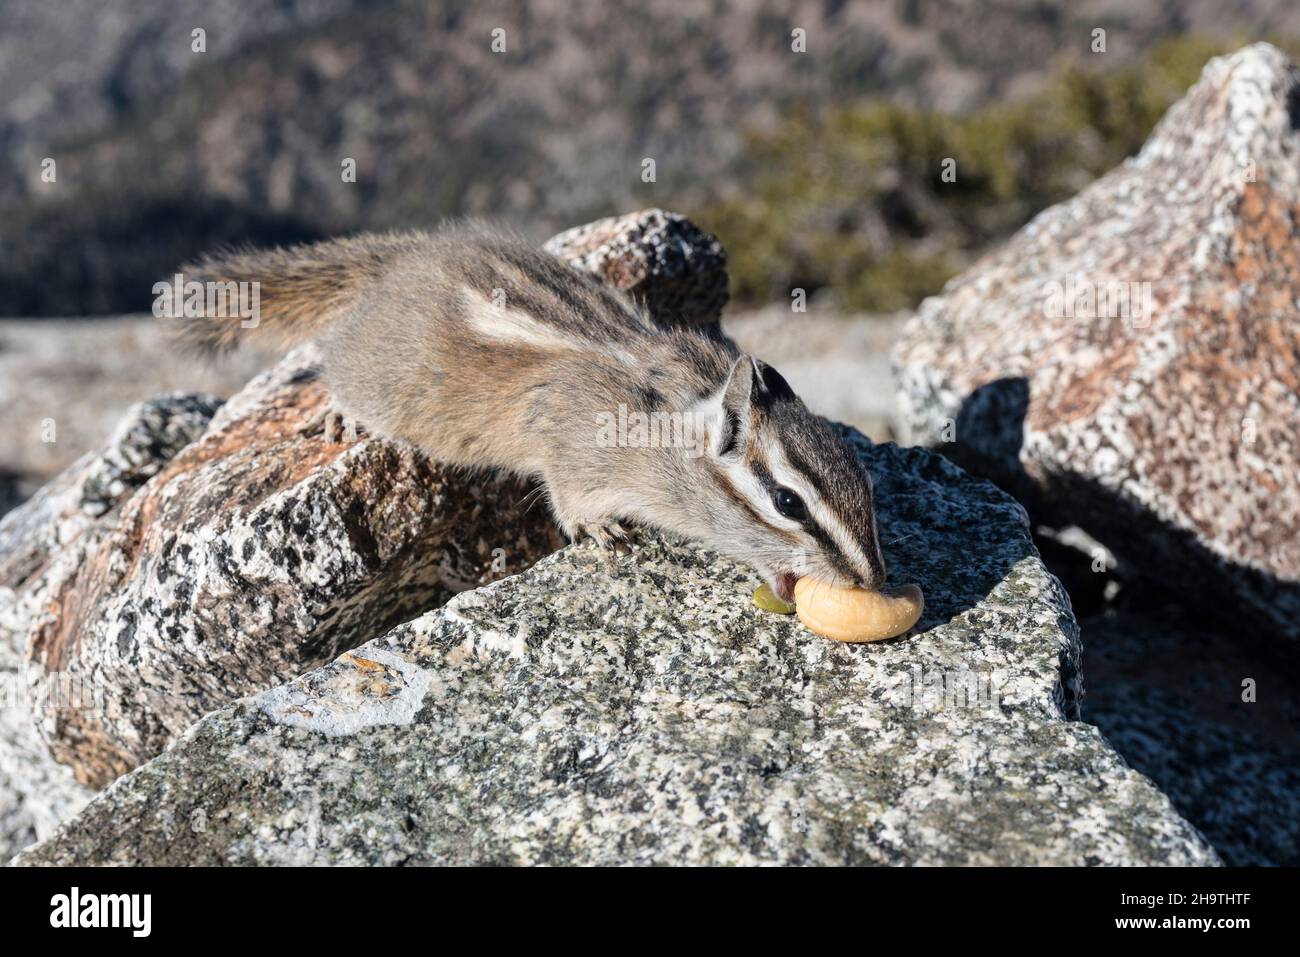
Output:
[[18, 346, 564, 790], [1079, 598, 1300, 866], [543, 208, 729, 328], [892, 44, 1300, 640], [0, 394, 219, 860], [13, 438, 1219, 866]]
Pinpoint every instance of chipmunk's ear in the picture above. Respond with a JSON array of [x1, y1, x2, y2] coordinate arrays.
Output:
[[701, 356, 754, 458], [722, 355, 756, 415], [751, 358, 796, 403], [704, 355, 795, 458]]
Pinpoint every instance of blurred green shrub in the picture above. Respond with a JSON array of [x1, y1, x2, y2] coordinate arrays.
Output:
[[697, 35, 1295, 312]]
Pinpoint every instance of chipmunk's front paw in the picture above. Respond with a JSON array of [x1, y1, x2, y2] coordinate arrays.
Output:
[[305, 401, 366, 444], [575, 521, 633, 560]]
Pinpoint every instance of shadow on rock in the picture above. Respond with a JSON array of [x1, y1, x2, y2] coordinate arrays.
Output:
[[935, 375, 1299, 865]]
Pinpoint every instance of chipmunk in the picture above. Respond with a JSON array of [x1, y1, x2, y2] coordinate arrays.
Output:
[[175, 224, 887, 603]]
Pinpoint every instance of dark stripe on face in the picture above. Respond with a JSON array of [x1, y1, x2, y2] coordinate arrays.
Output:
[[748, 455, 858, 581], [781, 442, 885, 580], [769, 443, 841, 516], [710, 466, 802, 546]]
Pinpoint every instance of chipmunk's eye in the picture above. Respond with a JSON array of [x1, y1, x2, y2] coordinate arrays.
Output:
[[774, 487, 807, 521]]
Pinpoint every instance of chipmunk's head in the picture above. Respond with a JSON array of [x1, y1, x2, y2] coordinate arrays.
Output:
[[691, 355, 887, 603]]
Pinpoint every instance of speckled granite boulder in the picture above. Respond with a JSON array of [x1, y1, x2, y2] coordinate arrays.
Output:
[[17, 346, 564, 791], [892, 44, 1300, 640], [13, 438, 1219, 866], [0, 394, 219, 860], [544, 208, 729, 328]]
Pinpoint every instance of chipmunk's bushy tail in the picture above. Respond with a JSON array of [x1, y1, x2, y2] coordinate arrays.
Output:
[[168, 232, 427, 354]]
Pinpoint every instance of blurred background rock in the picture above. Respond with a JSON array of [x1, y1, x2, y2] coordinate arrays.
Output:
[[10, 1, 1300, 509], [4, 2, 1300, 319], [4, 0, 1299, 500]]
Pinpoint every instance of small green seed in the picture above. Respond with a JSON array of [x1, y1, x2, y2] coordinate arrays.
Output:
[[753, 582, 796, 614]]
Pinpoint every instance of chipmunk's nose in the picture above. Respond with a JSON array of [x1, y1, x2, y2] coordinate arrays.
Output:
[[856, 570, 886, 592], [857, 543, 887, 591]]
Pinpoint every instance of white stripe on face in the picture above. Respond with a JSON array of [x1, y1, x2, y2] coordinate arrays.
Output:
[[723, 453, 803, 532], [763, 437, 878, 577]]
